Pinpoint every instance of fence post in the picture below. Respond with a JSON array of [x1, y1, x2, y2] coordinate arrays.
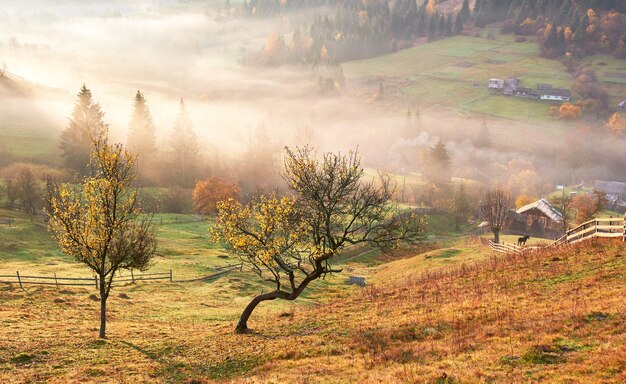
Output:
[[54, 273, 59, 290], [169, 270, 173, 282], [131, 270, 135, 283], [16, 271, 23, 289]]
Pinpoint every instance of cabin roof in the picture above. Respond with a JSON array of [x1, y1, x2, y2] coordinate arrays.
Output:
[[541, 88, 571, 97], [516, 198, 563, 223]]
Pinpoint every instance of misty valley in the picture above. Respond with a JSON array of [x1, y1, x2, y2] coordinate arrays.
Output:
[[1, 0, 626, 383]]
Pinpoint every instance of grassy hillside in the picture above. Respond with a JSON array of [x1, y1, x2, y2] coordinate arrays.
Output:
[[344, 31, 626, 124], [345, 33, 572, 121], [580, 55, 626, 108], [1, 235, 624, 383]]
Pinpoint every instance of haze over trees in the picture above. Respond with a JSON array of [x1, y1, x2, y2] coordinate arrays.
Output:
[[169, 99, 199, 188], [127, 90, 157, 180], [60, 85, 108, 175], [47, 132, 157, 338], [214, 146, 426, 333]]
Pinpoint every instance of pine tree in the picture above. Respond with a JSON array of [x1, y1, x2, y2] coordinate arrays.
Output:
[[460, 0, 470, 21], [454, 12, 464, 34], [439, 13, 448, 36], [60, 85, 107, 175], [127, 91, 157, 163], [417, 7, 427, 35], [431, 139, 451, 168], [452, 183, 470, 230], [445, 14, 453, 36], [474, 0, 483, 15], [428, 13, 438, 40], [170, 99, 199, 187]]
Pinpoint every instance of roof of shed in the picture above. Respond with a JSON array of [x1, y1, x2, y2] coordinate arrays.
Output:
[[516, 198, 563, 223]]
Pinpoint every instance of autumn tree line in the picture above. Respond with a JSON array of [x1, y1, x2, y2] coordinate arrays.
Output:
[[240, 0, 626, 66], [243, 0, 472, 66]]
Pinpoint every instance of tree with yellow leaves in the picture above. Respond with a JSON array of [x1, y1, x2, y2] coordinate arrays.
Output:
[[47, 132, 157, 339], [606, 112, 626, 135], [213, 147, 426, 333]]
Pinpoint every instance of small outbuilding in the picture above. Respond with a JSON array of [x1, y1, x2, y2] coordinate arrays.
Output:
[[619, 100, 626, 109], [489, 78, 505, 90], [516, 199, 564, 238]]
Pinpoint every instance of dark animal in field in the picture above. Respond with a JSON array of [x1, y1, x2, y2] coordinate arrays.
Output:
[[517, 235, 530, 246]]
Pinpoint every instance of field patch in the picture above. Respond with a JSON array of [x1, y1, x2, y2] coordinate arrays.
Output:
[[344, 34, 574, 124]]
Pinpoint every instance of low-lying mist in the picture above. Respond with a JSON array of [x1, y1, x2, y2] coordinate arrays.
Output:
[[1, 0, 624, 203]]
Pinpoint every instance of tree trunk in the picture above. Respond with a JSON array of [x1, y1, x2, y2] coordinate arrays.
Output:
[[235, 258, 329, 333], [99, 280, 108, 339], [493, 229, 500, 244], [99, 295, 107, 338], [235, 291, 284, 333]]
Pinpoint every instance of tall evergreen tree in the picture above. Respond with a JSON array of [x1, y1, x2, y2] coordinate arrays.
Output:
[[60, 85, 107, 175], [170, 99, 199, 187], [428, 13, 439, 40], [454, 12, 464, 35], [460, 0, 470, 21], [127, 91, 157, 164], [451, 183, 470, 230]]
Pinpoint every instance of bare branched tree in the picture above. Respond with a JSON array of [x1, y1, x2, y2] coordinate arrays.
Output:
[[481, 187, 512, 244]]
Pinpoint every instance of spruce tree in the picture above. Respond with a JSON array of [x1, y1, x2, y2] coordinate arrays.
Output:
[[60, 85, 107, 175], [452, 183, 470, 230], [454, 12, 464, 34], [127, 91, 157, 164], [428, 13, 438, 40], [170, 99, 199, 187], [460, 0, 470, 21]]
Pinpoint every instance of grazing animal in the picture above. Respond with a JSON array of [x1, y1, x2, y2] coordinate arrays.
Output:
[[517, 235, 530, 246]]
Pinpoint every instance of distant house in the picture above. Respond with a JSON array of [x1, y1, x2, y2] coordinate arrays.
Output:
[[619, 100, 626, 109], [489, 78, 505, 90], [516, 199, 564, 238], [594, 180, 626, 210], [503, 78, 519, 96], [540, 88, 571, 102], [514, 87, 540, 99]]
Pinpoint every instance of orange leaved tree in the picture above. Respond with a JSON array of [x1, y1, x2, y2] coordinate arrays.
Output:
[[192, 177, 240, 215]]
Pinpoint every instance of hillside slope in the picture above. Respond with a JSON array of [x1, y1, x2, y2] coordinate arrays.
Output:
[[1, 239, 624, 383]]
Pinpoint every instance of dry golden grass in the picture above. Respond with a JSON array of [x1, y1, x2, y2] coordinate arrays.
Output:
[[1, 239, 625, 383]]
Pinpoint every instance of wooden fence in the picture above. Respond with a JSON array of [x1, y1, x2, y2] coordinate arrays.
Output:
[[491, 216, 625, 255], [0, 263, 243, 289], [488, 241, 542, 255], [548, 217, 625, 248], [0, 270, 173, 289]]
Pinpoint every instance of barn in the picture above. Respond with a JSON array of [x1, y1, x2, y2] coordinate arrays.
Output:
[[516, 199, 564, 238]]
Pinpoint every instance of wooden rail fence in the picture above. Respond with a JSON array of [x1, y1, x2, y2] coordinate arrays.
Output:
[[0, 263, 243, 289], [488, 241, 542, 255], [490, 216, 625, 255], [548, 217, 625, 247]]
